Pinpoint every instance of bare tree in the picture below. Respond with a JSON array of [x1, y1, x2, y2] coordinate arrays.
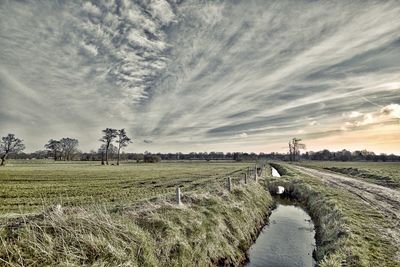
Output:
[[45, 139, 62, 161], [116, 129, 132, 165], [60, 138, 79, 161], [288, 138, 306, 161], [288, 141, 294, 162], [99, 128, 118, 165], [0, 134, 25, 166]]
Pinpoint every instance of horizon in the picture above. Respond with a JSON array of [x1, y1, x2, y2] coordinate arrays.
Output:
[[1, 1, 400, 154]]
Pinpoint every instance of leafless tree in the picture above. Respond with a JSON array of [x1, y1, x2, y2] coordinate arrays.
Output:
[[288, 141, 294, 162], [45, 139, 62, 161], [100, 128, 118, 165], [288, 138, 306, 161], [116, 129, 132, 165], [60, 138, 79, 161], [0, 134, 25, 166]]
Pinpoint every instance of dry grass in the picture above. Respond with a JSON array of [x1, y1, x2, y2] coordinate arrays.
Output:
[[0, 179, 273, 266]]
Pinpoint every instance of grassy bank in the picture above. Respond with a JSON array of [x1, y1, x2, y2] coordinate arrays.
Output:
[[0, 179, 273, 266], [268, 163, 399, 267], [297, 161, 400, 188]]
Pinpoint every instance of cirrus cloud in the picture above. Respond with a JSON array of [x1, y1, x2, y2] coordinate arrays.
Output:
[[1, 0, 400, 154]]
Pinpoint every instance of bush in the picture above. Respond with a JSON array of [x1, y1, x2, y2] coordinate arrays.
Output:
[[144, 154, 161, 163]]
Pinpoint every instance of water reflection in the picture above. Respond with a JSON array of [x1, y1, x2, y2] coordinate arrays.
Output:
[[246, 204, 316, 267]]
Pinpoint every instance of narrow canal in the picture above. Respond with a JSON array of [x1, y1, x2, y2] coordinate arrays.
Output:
[[246, 167, 316, 267]]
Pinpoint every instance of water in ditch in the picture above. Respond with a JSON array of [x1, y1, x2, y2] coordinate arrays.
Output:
[[271, 166, 281, 177], [246, 166, 316, 267]]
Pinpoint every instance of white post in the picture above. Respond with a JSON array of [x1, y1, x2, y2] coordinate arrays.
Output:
[[227, 176, 232, 192], [176, 187, 181, 205], [254, 164, 258, 182]]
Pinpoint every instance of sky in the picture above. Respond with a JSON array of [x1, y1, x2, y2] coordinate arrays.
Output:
[[0, 0, 399, 154]]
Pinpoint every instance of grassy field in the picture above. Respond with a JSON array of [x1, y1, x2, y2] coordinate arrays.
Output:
[[0, 160, 275, 266], [269, 162, 400, 267], [297, 161, 400, 188], [0, 160, 253, 214], [1, 160, 399, 266]]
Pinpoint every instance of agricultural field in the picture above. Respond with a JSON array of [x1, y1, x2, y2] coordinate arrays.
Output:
[[0, 160, 252, 215], [296, 161, 400, 189], [0, 160, 271, 266]]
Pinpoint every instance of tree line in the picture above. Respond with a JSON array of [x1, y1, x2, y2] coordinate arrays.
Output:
[[1, 133, 400, 166], [0, 128, 132, 166]]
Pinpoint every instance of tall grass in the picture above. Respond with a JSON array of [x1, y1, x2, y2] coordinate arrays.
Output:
[[0, 183, 273, 266]]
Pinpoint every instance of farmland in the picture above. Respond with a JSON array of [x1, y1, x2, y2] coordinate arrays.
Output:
[[0, 161, 252, 214], [0, 160, 274, 266], [296, 161, 400, 188], [1, 160, 399, 266]]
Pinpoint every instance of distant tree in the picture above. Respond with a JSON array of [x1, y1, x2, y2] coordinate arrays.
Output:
[[0, 134, 25, 166], [100, 128, 118, 165], [339, 149, 352, 161], [59, 138, 79, 161], [233, 152, 242, 161], [288, 141, 294, 161], [115, 129, 132, 165], [288, 138, 306, 161], [44, 139, 61, 161], [31, 150, 48, 159], [144, 154, 161, 163], [98, 143, 118, 165], [137, 154, 145, 162], [379, 153, 387, 162]]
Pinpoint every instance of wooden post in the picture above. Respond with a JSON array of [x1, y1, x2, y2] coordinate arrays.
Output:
[[227, 177, 232, 192], [176, 187, 181, 205], [254, 164, 258, 182], [244, 173, 247, 184]]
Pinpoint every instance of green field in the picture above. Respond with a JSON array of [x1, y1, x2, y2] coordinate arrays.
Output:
[[0, 160, 272, 266], [0, 161, 252, 214], [297, 161, 400, 188], [1, 160, 399, 266]]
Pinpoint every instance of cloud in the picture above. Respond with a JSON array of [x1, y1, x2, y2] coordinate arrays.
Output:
[[1, 0, 400, 153], [381, 103, 400, 119], [347, 111, 363, 118], [343, 103, 400, 129], [82, 2, 101, 17], [236, 133, 248, 139]]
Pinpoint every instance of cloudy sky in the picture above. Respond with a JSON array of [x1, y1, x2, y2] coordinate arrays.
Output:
[[1, 0, 399, 154]]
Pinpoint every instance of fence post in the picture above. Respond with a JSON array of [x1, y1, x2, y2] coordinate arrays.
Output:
[[176, 187, 181, 205], [254, 164, 258, 182], [244, 173, 247, 184], [227, 176, 232, 192]]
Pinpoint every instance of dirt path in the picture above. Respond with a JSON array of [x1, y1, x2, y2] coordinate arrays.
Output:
[[289, 164, 400, 262], [290, 165, 400, 221]]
